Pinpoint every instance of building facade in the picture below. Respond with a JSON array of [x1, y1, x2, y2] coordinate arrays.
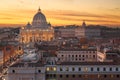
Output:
[[20, 8, 54, 44], [75, 21, 101, 39], [7, 61, 120, 80], [7, 46, 120, 80], [57, 48, 97, 62]]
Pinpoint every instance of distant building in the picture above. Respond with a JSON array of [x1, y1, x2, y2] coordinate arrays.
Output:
[[7, 44, 120, 80], [101, 28, 120, 38], [7, 58, 120, 80], [54, 26, 76, 39], [20, 8, 54, 44], [0, 50, 3, 65], [75, 21, 101, 39], [0, 41, 23, 66], [57, 48, 97, 62], [0, 27, 20, 42]]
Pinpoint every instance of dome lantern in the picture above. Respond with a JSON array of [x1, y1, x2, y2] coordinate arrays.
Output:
[[38, 7, 41, 12]]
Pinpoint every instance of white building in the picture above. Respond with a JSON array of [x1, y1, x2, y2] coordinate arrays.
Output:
[[97, 48, 120, 62], [57, 48, 97, 62]]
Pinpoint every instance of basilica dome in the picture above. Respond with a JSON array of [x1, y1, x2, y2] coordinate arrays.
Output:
[[32, 8, 49, 29]]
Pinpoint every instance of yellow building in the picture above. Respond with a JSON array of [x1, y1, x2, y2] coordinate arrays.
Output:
[[20, 8, 54, 44]]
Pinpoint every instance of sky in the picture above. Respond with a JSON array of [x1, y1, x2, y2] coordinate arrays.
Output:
[[0, 0, 120, 27]]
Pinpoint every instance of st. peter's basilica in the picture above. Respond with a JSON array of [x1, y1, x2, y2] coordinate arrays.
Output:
[[20, 8, 54, 44]]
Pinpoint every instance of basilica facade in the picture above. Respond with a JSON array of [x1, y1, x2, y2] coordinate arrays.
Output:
[[20, 8, 54, 44]]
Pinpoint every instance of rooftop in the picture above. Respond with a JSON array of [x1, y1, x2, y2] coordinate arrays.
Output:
[[10, 60, 44, 67], [58, 62, 120, 65]]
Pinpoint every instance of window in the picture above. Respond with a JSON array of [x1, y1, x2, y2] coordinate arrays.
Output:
[[116, 67, 118, 71], [66, 75, 69, 78], [46, 74, 49, 77], [91, 68, 93, 71], [79, 75, 81, 78], [46, 67, 50, 71], [60, 67, 63, 71], [79, 67, 81, 71], [103, 67, 106, 71], [116, 75, 119, 78], [66, 67, 69, 71], [93, 55, 95, 58], [12, 70, 15, 73], [72, 67, 75, 71], [82, 55, 84, 57], [19, 46, 21, 50], [68, 55, 70, 57], [76, 55, 77, 57], [72, 75, 75, 78], [60, 75, 63, 78], [53, 67, 57, 71], [38, 70, 41, 73], [104, 75, 107, 78], [84, 67, 88, 72], [53, 74, 56, 78], [97, 68, 99, 71], [109, 67, 112, 71], [50, 74, 52, 77]]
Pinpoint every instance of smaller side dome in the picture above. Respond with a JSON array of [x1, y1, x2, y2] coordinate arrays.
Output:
[[48, 22, 51, 26], [26, 22, 32, 28], [82, 21, 86, 27]]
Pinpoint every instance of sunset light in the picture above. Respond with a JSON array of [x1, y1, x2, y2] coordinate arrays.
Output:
[[0, 0, 120, 27]]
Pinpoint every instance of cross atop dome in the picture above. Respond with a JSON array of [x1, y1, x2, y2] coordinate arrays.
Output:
[[38, 7, 41, 12]]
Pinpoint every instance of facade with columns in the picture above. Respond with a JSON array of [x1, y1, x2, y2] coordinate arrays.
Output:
[[20, 8, 54, 44]]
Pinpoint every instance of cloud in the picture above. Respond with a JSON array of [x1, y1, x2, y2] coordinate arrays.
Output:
[[0, 18, 14, 20], [44, 10, 120, 19], [50, 15, 120, 23], [0, 9, 120, 26], [109, 8, 120, 11], [19, 0, 24, 4]]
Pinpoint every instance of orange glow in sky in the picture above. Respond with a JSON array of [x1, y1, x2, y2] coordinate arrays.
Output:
[[0, 0, 120, 27]]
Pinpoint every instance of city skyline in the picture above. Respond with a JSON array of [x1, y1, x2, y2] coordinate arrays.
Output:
[[0, 0, 120, 27]]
